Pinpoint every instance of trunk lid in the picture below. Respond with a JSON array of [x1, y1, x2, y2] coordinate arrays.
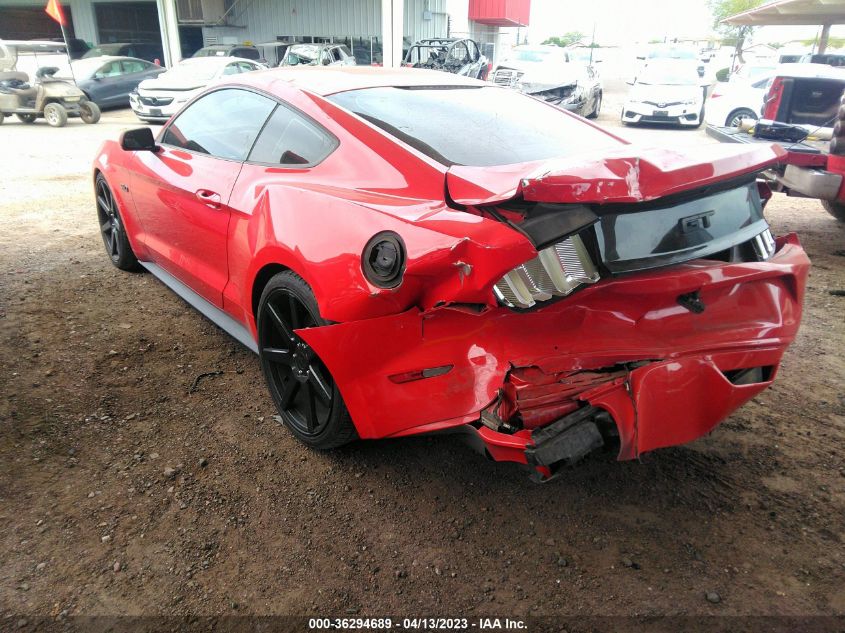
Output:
[[446, 143, 786, 207]]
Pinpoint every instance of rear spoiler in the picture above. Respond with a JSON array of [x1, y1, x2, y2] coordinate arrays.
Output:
[[446, 143, 787, 207]]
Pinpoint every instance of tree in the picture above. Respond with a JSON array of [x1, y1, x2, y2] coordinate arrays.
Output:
[[542, 32, 585, 48], [707, 0, 765, 64]]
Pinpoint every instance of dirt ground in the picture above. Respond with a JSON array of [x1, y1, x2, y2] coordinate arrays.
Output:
[[1, 92, 845, 628]]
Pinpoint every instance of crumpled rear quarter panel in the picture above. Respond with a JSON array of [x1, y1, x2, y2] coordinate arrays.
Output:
[[298, 237, 809, 459]]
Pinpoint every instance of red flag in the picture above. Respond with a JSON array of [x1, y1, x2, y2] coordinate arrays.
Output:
[[45, 0, 66, 26]]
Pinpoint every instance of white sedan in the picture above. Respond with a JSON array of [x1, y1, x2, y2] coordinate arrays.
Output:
[[704, 69, 774, 128], [130, 57, 265, 123], [622, 61, 707, 128]]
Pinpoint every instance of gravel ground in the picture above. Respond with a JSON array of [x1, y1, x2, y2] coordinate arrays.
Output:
[[1, 85, 845, 627]]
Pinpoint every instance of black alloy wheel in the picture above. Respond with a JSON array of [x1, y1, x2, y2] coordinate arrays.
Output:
[[95, 174, 140, 271], [258, 271, 356, 449]]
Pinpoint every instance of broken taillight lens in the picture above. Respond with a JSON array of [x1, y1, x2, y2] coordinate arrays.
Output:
[[493, 234, 600, 309]]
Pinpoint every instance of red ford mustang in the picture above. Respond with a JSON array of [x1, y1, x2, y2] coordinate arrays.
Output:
[[93, 67, 809, 480]]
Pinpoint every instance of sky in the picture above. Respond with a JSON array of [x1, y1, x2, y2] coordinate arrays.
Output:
[[525, 0, 844, 47]]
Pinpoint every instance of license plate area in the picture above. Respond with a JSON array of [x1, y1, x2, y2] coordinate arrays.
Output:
[[655, 109, 668, 116], [593, 181, 768, 274], [150, 108, 162, 117]]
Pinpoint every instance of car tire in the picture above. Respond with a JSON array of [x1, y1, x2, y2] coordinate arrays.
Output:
[[43, 103, 68, 127], [257, 271, 357, 450], [95, 174, 141, 271], [17, 113, 37, 124], [726, 108, 758, 128], [80, 100, 101, 124], [587, 92, 602, 119], [821, 200, 845, 222]]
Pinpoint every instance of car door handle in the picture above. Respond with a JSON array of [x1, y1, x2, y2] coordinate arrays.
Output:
[[195, 189, 222, 209]]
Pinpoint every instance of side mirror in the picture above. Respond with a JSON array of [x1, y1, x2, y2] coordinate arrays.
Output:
[[120, 127, 158, 152]]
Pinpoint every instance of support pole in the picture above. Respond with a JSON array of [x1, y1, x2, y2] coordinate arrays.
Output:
[[156, 0, 183, 67], [819, 23, 831, 54], [381, 0, 404, 68]]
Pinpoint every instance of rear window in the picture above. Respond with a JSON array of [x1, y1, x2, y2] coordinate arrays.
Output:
[[327, 86, 620, 166]]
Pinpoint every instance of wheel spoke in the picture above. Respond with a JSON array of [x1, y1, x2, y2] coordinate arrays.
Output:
[[279, 378, 300, 408], [109, 231, 118, 256], [308, 364, 332, 404], [263, 347, 292, 365], [97, 195, 110, 214], [101, 220, 111, 234], [288, 294, 300, 329], [303, 383, 317, 432], [267, 302, 295, 342]]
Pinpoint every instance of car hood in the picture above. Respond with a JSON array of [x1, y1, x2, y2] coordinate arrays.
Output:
[[496, 61, 580, 89], [138, 76, 209, 91], [629, 83, 700, 103], [446, 143, 786, 206]]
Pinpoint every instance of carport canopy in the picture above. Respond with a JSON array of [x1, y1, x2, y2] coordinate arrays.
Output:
[[722, 0, 845, 52]]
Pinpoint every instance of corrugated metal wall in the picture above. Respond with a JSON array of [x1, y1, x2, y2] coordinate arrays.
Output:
[[202, 0, 447, 46]]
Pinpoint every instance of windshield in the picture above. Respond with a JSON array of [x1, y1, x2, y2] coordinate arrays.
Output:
[[638, 64, 699, 85], [328, 86, 619, 167], [161, 61, 220, 82], [195, 48, 228, 57], [286, 45, 321, 65], [648, 48, 696, 60], [505, 47, 567, 64], [83, 45, 121, 58]]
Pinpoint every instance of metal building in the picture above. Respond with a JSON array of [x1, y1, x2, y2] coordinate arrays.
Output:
[[0, 0, 529, 67]]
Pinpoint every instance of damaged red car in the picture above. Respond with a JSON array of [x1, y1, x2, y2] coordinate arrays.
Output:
[[93, 67, 809, 480]]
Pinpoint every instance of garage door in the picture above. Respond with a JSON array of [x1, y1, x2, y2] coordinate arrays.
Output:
[[0, 6, 76, 39], [95, 1, 160, 43]]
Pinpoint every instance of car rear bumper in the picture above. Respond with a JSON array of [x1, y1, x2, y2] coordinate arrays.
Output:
[[299, 235, 809, 473]]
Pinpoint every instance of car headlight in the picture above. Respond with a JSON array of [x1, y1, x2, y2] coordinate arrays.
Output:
[[493, 233, 600, 309]]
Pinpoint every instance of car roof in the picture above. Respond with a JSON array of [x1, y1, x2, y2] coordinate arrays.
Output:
[[773, 62, 845, 79], [177, 56, 252, 67], [72, 55, 151, 70], [231, 66, 485, 96]]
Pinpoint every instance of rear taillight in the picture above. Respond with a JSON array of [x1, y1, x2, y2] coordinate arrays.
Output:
[[493, 234, 600, 309], [762, 77, 784, 120]]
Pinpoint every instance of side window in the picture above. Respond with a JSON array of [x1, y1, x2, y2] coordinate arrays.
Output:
[[96, 61, 123, 77], [467, 41, 479, 61], [237, 61, 256, 73], [162, 89, 276, 161], [331, 47, 342, 62], [121, 59, 147, 74], [222, 63, 240, 75], [248, 104, 337, 166]]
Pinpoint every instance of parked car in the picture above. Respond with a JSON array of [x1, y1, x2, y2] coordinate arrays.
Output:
[[403, 38, 488, 79], [705, 73, 772, 127], [71, 56, 164, 108], [707, 63, 845, 222], [255, 41, 293, 67], [0, 40, 99, 126], [490, 45, 602, 118], [193, 44, 262, 61], [280, 43, 356, 67], [94, 67, 808, 481], [83, 42, 164, 64], [129, 56, 264, 123], [622, 60, 707, 127]]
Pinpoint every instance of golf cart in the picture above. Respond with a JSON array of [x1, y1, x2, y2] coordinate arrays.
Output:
[[0, 40, 100, 126]]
